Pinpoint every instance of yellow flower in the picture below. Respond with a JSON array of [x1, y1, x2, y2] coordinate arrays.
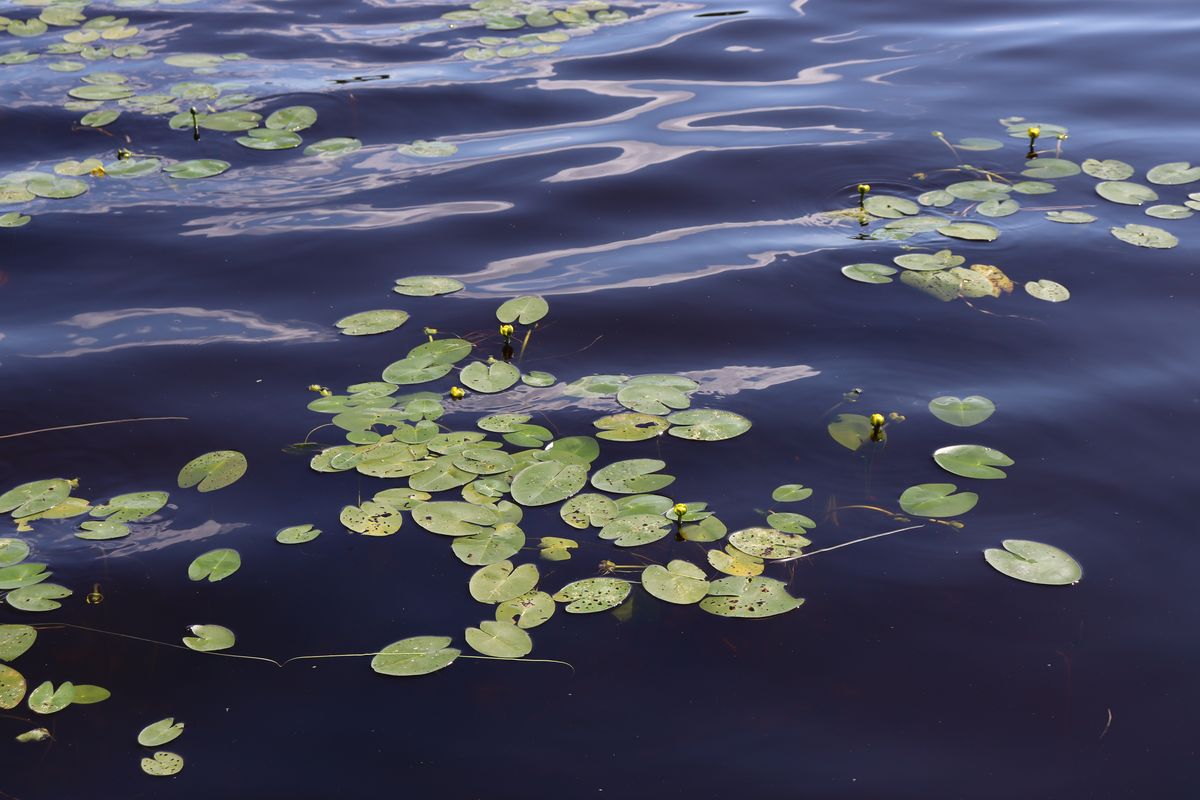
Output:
[[673, 503, 688, 518], [318, 388, 332, 397], [307, 384, 322, 392], [89, 165, 106, 178], [870, 413, 885, 428], [1027, 126, 1041, 140], [449, 386, 466, 400], [857, 183, 871, 195], [499, 323, 514, 338]]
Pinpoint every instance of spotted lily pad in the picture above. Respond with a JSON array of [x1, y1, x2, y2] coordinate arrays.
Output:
[[863, 195, 918, 219], [728, 527, 808, 559], [187, 548, 241, 582], [707, 545, 763, 576], [560, 493, 618, 529], [0, 625, 36, 661], [336, 309, 409, 336], [181, 624, 235, 652], [177, 451, 247, 492], [495, 591, 556, 628], [616, 384, 690, 416], [984, 539, 1082, 585], [371, 636, 459, 676], [552, 578, 631, 613], [666, 409, 751, 441], [1082, 158, 1134, 180], [340, 501, 403, 536], [141, 751, 185, 777], [90, 491, 168, 523], [1146, 162, 1200, 186], [75, 520, 130, 540], [27, 681, 73, 714], [1110, 223, 1178, 249], [1024, 279, 1070, 302], [929, 395, 994, 427], [893, 249, 964, 272], [642, 560, 709, 604], [465, 620, 532, 658], [392, 275, 465, 296], [275, 524, 320, 544], [452, 523, 525, 565], [591, 459, 674, 494], [495, 295, 549, 325], [933, 444, 1013, 479], [699, 576, 803, 618], [599, 514, 672, 547], [0, 665, 26, 710], [898, 483, 978, 517], [0, 479, 73, 518]]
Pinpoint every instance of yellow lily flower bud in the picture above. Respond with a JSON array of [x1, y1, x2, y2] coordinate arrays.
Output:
[[673, 503, 688, 518], [857, 183, 871, 195], [870, 413, 885, 428], [499, 323, 514, 338], [1027, 126, 1041, 141], [449, 386, 466, 400]]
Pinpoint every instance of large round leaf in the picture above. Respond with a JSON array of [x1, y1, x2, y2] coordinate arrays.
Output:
[[495, 295, 548, 324], [469, 561, 539, 604], [465, 620, 532, 658], [928, 395, 995, 427], [728, 527, 808, 559], [26, 175, 87, 199], [933, 444, 1013, 479], [1146, 161, 1200, 185], [666, 409, 751, 441], [544, 436, 600, 465], [336, 309, 409, 336], [381, 355, 453, 385], [164, 159, 230, 179], [1110, 223, 1178, 249], [1095, 181, 1157, 205], [616, 383, 690, 415], [451, 522, 525, 565], [591, 459, 674, 494], [0, 479, 72, 518], [371, 636, 459, 676], [938, 222, 999, 242], [946, 181, 1011, 201], [984, 539, 1082, 585], [842, 263, 898, 284], [177, 451, 247, 492], [598, 514, 672, 547], [265, 105, 317, 132], [1020, 158, 1080, 179], [898, 483, 978, 517], [0, 625, 36, 661], [90, 491, 168, 523], [510, 461, 587, 506], [552, 578, 631, 613], [187, 548, 241, 582], [141, 752, 185, 777], [340, 502, 403, 536], [699, 576, 803, 618], [393, 276, 464, 296], [863, 195, 918, 219], [495, 591, 556, 628], [5, 584, 72, 612], [893, 250, 964, 272], [642, 560, 709, 604], [560, 493, 618, 529], [138, 718, 185, 747], [1081, 158, 1133, 180], [181, 624, 235, 652], [460, 361, 520, 393]]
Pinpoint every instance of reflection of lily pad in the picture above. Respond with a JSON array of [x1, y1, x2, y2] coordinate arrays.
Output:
[[397, 140, 458, 158], [984, 540, 1082, 585]]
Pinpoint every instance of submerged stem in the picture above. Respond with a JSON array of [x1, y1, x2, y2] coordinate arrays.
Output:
[[773, 525, 926, 563], [0, 416, 188, 441]]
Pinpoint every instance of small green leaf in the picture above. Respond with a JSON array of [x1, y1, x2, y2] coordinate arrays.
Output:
[[552, 578, 631, 613], [841, 263, 898, 284], [771, 484, 812, 502], [187, 548, 241, 582], [265, 105, 317, 131], [984, 539, 1082, 585], [141, 751, 184, 777], [898, 483, 978, 517], [177, 451, 247, 492], [642, 560, 709, 604], [928, 395, 995, 427], [591, 459, 674, 494], [138, 717, 185, 747], [495, 295, 548, 324], [0, 625, 37, 662], [4, 583, 72, 612], [465, 620, 532, 658], [469, 561, 539, 604], [1024, 279, 1070, 302], [336, 309, 409, 336], [276, 524, 321, 544], [371, 636, 459, 676], [182, 624, 235, 652], [933, 444, 1014, 479], [27, 681, 73, 714]]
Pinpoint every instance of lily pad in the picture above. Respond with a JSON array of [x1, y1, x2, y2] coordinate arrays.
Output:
[[983, 539, 1082, 585], [538, 536, 577, 561], [863, 195, 919, 219], [177, 450, 247, 492], [81, 109, 120, 127], [452, 523, 525, 565], [72, 685, 110, 704], [552, 578, 631, 613], [893, 249, 964, 272], [1095, 181, 1157, 206], [5, 584, 72, 612], [236, 128, 302, 150], [771, 484, 812, 502], [699, 576, 803, 618], [0, 479, 72, 518], [1045, 210, 1096, 224], [1011, 181, 1056, 195], [560, 493, 618, 529], [591, 459, 674, 494], [0, 213, 30, 228], [198, 110, 261, 132], [0, 665, 26, 710], [616, 383, 690, 416], [1110, 223, 1178, 249], [465, 620, 532, 658], [946, 180, 1011, 201], [933, 444, 1013, 479], [75, 520, 130, 540], [0, 625, 36, 661], [599, 514, 672, 547], [164, 159, 230, 179], [26, 175, 87, 199], [0, 540, 30, 568], [510, 461, 587, 506], [938, 222, 999, 242], [707, 546, 763, 577], [593, 412, 669, 441], [276, 524, 321, 544], [27, 681, 72, 714], [495, 591, 556, 628], [187, 548, 241, 582], [1146, 161, 1200, 186], [1082, 158, 1134, 180], [265, 105, 316, 132], [371, 636, 459, 676], [666, 409, 751, 441], [728, 527, 808, 559], [141, 751, 184, 777], [336, 309, 409, 336], [521, 370, 556, 387], [1020, 158, 1080, 179], [1145, 204, 1193, 220], [898, 483, 978, 517], [304, 137, 362, 158], [929, 395, 995, 427], [104, 158, 161, 179], [393, 275, 465, 297], [182, 624, 235, 652], [68, 85, 133, 101], [841, 263, 897, 284], [955, 137, 1003, 151], [340, 501, 403, 537], [461, 361, 520, 393], [469, 561, 539, 604], [917, 189, 953, 207], [90, 491, 168, 523], [827, 413, 872, 451], [495, 295, 549, 325], [642, 560, 709, 604], [765, 512, 815, 534], [977, 198, 1019, 218], [1024, 279, 1070, 302]]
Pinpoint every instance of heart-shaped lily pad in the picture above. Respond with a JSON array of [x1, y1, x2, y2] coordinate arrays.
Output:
[[560, 494, 618, 529], [841, 263, 898, 284], [0, 625, 36, 662], [495, 295, 548, 324], [863, 195, 918, 219], [699, 576, 803, 618], [928, 395, 995, 427], [552, 578, 631, 613], [371, 636, 459, 676], [451, 523, 525, 565], [893, 249, 964, 272], [771, 484, 812, 502], [1081, 158, 1134, 180], [1110, 223, 1178, 249], [460, 361, 520, 393], [138, 717, 185, 747], [182, 624, 235, 652], [187, 548, 241, 582], [642, 560, 709, 604], [937, 222, 999, 242], [933, 444, 1014, 479], [1096, 181, 1157, 205], [1024, 279, 1070, 302], [598, 514, 672, 547], [591, 459, 674, 494], [469, 561, 539, 604], [336, 309, 409, 336], [27, 681, 73, 714], [666, 409, 751, 441], [1146, 161, 1200, 185], [141, 751, 185, 777], [465, 620, 532, 658], [5, 584, 72, 612], [984, 539, 1082, 585], [0, 665, 27, 710], [495, 591, 556, 628], [177, 451, 247, 492], [898, 483, 978, 517], [510, 461, 587, 506]]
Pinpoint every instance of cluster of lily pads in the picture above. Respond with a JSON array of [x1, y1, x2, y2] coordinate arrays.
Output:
[[447, 0, 627, 61], [840, 117, 1194, 303]]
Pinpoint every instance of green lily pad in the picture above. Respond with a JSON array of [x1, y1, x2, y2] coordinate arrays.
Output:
[[771, 484, 812, 502], [552, 578, 631, 613], [642, 560, 709, 604], [591, 459, 674, 494], [765, 512, 815, 534], [4, 584, 71, 612], [397, 140, 458, 158], [453, 448, 515, 475], [27, 681, 72, 714], [465, 620, 532, 658], [265, 105, 316, 131], [563, 374, 629, 397], [827, 413, 872, 451], [336, 309, 409, 336], [469, 561, 539, 604], [199, 110, 262, 132], [510, 461, 587, 506], [495, 591, 556, 628], [946, 180, 1011, 201], [699, 576, 803, 618], [520, 370, 556, 387], [538, 536, 577, 561], [0, 563, 49, 591], [371, 636, 459, 676], [0, 540, 30, 568], [103, 158, 161, 178], [340, 501, 403, 537], [304, 137, 362, 157], [893, 249, 964, 271], [863, 195, 918, 219], [461, 361, 520, 393], [478, 414, 531, 433], [937, 222, 999, 242], [91, 491, 168, 523], [1081, 158, 1133, 180], [276, 524, 320, 544], [560, 493, 618, 529], [933, 444, 1013, 479], [1096, 181, 1157, 205], [1011, 181, 1056, 195], [841, 263, 898, 284], [1146, 161, 1200, 185], [381, 354, 453, 385], [983, 539, 1082, 585], [955, 137, 1003, 151], [1045, 210, 1096, 224], [164, 159, 230, 179], [141, 751, 184, 777], [165, 52, 226, 68], [75, 520, 130, 540], [452, 523, 525, 565], [593, 412, 669, 441], [137, 717, 184, 747], [187, 548, 241, 582], [68, 84, 133, 101], [728, 527, 808, 559], [917, 189, 954, 207], [182, 624, 235, 652], [495, 295, 549, 324], [1110, 223, 1178, 249], [1020, 158, 1080, 179], [0, 213, 30, 228], [598, 514, 672, 547], [616, 383, 690, 416], [0, 625, 36, 661], [393, 275, 464, 296], [71, 685, 110, 705], [0, 665, 26, 710], [1024, 279, 1070, 302], [236, 128, 302, 150], [177, 450, 247, 492], [26, 175, 87, 199], [928, 395, 994, 427], [977, 198, 1019, 218], [0, 479, 73, 518], [1145, 204, 1193, 220], [80, 109, 120, 127], [543, 436, 600, 465], [666, 409, 751, 441], [898, 483, 978, 517]]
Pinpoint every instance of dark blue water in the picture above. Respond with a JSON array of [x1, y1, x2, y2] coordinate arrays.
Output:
[[2, 0, 1198, 796]]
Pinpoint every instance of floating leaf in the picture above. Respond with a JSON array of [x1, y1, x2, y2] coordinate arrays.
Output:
[[265, 105, 317, 132], [706, 546, 763, 577], [593, 412, 669, 441], [0, 625, 36, 662], [182, 624, 235, 652], [0, 212, 30, 228], [560, 493, 618, 529], [177, 451, 247, 492], [340, 501, 403, 537], [863, 195, 918, 219], [1024, 279, 1070, 302], [510, 461, 587, 507], [81, 109, 119, 127], [236, 128, 302, 150], [827, 413, 872, 451], [0, 540, 30, 568], [1011, 181, 1055, 195], [164, 159, 230, 179], [469, 561, 539, 604], [452, 523, 525, 565], [946, 180, 1011, 201], [0, 665, 26, 710], [841, 263, 898, 284], [465, 620, 532, 658], [14, 728, 50, 743], [1110, 223, 1178, 249], [893, 249, 964, 272], [699, 576, 803, 618], [937, 222, 999, 242], [68, 85, 133, 101], [917, 189, 953, 207], [666, 409, 751, 441], [771, 484, 812, 502], [1020, 158, 1080, 179], [397, 140, 458, 158], [898, 483, 978, 517], [616, 383, 690, 416], [0, 564, 48, 591], [411, 502, 498, 539], [977, 198, 1019, 218], [460, 361, 520, 393], [955, 137, 1003, 151], [1045, 210, 1095, 224], [26, 175, 87, 200], [371, 636, 459, 676], [0, 479, 72, 518], [928, 395, 995, 427], [1145, 204, 1193, 220], [275, 524, 320, 544], [984, 539, 1082, 585], [75, 520, 130, 540], [642, 561, 709, 605], [138, 718, 185, 747], [680, 516, 726, 543], [765, 512, 815, 534], [27, 681, 72, 715], [495, 591, 556, 628], [728, 527, 808, 559], [933, 444, 1013, 479], [198, 111, 261, 132], [599, 514, 672, 547], [591, 459, 674, 494], [552, 578, 631, 613], [141, 751, 184, 777], [71, 685, 110, 704], [91, 491, 168, 523], [495, 295, 549, 325], [538, 536, 577, 561], [304, 137, 362, 157], [187, 548, 241, 582], [1146, 161, 1200, 186], [5, 584, 71, 612], [336, 309, 409, 336], [1095, 181, 1157, 206], [521, 371, 556, 387]]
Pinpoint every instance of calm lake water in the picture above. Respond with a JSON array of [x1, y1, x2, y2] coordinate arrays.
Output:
[[2, 0, 1198, 796]]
